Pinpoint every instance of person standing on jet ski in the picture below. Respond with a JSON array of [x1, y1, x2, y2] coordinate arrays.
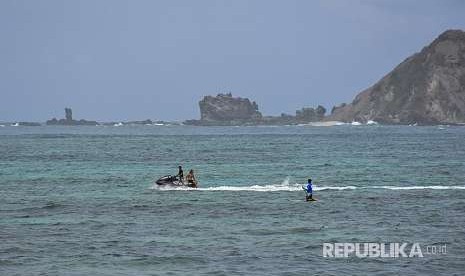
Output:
[[176, 166, 184, 183], [304, 178, 313, 200]]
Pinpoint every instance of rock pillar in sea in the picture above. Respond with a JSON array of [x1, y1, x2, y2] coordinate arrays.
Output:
[[65, 108, 73, 121]]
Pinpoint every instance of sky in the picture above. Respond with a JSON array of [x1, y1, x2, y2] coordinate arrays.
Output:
[[1, 0, 465, 122]]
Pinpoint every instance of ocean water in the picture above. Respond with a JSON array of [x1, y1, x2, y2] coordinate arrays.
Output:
[[1, 125, 465, 275]]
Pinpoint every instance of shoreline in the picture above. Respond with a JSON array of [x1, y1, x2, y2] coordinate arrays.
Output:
[[2, 121, 465, 127]]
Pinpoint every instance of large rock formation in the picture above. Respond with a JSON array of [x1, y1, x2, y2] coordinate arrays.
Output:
[[187, 93, 262, 125], [46, 108, 98, 126], [200, 93, 262, 121], [329, 29, 465, 124], [185, 93, 328, 125]]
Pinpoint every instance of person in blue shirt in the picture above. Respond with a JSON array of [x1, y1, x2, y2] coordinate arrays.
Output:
[[305, 178, 313, 201]]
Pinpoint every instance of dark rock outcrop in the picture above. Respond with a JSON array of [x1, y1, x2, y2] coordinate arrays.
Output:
[[46, 108, 98, 126], [185, 93, 326, 126], [186, 93, 262, 125], [65, 108, 73, 121], [329, 29, 465, 124], [199, 93, 262, 122]]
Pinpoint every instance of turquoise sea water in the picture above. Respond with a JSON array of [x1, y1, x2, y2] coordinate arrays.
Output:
[[1, 125, 465, 275]]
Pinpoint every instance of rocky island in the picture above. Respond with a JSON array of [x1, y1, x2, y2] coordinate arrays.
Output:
[[185, 93, 262, 125], [44, 108, 174, 126], [184, 93, 326, 126], [46, 108, 98, 126], [328, 29, 465, 125]]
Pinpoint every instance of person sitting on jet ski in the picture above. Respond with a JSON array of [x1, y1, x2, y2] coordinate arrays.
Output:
[[305, 178, 313, 200], [186, 169, 197, 188], [176, 166, 184, 183]]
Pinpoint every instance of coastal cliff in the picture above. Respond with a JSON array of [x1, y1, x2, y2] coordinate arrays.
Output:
[[329, 29, 465, 124]]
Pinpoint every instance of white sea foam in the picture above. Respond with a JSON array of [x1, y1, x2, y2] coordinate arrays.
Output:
[[197, 185, 358, 192], [372, 185, 465, 190], [152, 183, 302, 192], [151, 183, 465, 192], [200, 185, 299, 191], [281, 176, 290, 186], [316, 186, 358, 191], [309, 121, 346, 127]]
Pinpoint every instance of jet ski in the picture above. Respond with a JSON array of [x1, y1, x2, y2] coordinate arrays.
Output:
[[155, 175, 184, 186], [155, 175, 197, 188]]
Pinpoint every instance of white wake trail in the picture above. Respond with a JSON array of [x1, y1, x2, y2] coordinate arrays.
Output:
[[151, 183, 465, 192]]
